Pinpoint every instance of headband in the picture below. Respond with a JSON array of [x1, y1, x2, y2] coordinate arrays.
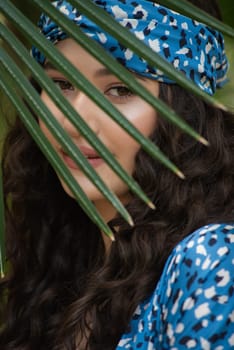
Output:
[[31, 0, 229, 95]]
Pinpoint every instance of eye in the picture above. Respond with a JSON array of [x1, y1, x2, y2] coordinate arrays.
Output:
[[106, 85, 134, 100], [52, 78, 75, 92]]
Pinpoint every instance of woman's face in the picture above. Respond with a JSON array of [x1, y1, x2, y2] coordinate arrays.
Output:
[[40, 38, 158, 218]]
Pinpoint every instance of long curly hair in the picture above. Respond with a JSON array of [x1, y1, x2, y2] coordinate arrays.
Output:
[[1, 79, 234, 350]]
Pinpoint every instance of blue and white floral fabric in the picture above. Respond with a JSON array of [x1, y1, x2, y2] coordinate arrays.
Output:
[[117, 223, 234, 349], [32, 0, 229, 95]]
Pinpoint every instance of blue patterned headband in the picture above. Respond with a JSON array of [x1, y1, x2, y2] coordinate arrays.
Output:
[[32, 0, 229, 95]]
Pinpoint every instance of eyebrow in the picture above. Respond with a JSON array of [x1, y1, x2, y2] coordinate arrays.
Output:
[[94, 67, 146, 81], [44, 63, 119, 77], [94, 67, 116, 77], [43, 62, 146, 81]]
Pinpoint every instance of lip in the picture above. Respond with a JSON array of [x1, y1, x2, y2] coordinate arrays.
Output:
[[61, 146, 104, 169]]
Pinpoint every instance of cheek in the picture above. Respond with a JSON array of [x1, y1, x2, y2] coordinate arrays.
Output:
[[38, 119, 53, 144], [117, 102, 157, 144], [39, 92, 63, 141], [114, 103, 157, 167], [41, 91, 60, 115]]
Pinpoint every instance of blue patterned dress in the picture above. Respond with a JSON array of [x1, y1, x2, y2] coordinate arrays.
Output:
[[117, 223, 234, 349]]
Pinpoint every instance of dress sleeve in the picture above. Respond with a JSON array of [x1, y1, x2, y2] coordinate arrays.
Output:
[[156, 223, 234, 350]]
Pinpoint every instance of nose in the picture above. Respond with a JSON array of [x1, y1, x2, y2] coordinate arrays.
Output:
[[62, 92, 100, 138]]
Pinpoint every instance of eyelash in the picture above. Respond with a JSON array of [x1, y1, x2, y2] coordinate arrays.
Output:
[[52, 79, 74, 92], [105, 85, 134, 101], [51, 78, 134, 101]]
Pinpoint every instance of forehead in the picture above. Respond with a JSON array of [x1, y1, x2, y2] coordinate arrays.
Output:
[[44, 38, 114, 76], [43, 38, 146, 80]]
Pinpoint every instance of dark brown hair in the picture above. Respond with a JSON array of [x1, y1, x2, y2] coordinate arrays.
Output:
[[1, 81, 234, 350]]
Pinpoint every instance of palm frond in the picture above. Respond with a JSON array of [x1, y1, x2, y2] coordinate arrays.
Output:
[[0, 0, 233, 277]]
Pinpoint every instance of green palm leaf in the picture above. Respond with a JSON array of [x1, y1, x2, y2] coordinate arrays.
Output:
[[0, 0, 233, 278]]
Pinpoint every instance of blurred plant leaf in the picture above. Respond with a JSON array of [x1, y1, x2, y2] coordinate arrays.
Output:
[[0, 164, 5, 279]]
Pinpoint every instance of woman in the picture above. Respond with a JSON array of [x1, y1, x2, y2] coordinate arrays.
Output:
[[0, 0, 234, 349]]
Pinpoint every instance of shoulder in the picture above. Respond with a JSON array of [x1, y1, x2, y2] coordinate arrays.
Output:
[[157, 222, 234, 308], [117, 223, 234, 349], [173, 222, 234, 256], [165, 223, 234, 282], [155, 223, 234, 349]]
